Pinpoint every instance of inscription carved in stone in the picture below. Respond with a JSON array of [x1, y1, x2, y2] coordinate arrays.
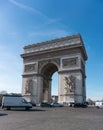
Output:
[[64, 75, 75, 94], [62, 57, 78, 68], [24, 64, 35, 72]]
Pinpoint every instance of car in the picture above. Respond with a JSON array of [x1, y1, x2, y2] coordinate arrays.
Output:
[[1, 95, 32, 110], [68, 102, 75, 107], [95, 101, 103, 109], [74, 103, 87, 108], [51, 103, 64, 107], [30, 102, 36, 107], [40, 102, 52, 107]]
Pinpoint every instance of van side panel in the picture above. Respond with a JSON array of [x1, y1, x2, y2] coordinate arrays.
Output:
[[95, 101, 103, 108], [2, 96, 32, 109]]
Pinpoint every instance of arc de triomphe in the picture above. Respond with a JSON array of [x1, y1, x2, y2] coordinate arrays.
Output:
[[21, 34, 88, 104]]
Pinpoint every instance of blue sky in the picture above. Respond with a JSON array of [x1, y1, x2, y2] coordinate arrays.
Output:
[[0, 0, 103, 100]]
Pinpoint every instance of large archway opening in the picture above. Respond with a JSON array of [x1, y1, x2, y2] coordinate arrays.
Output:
[[41, 63, 58, 103], [52, 72, 58, 96], [51, 72, 58, 103]]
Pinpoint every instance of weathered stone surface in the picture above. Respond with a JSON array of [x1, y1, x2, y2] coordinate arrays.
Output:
[[21, 34, 88, 104]]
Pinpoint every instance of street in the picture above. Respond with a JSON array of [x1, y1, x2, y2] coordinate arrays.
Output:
[[0, 107, 103, 130]]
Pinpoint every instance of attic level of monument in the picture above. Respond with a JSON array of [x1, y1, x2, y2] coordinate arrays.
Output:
[[22, 34, 87, 61], [21, 34, 88, 104], [24, 34, 82, 49]]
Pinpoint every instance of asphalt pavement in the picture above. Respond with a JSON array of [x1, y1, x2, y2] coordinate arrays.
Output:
[[0, 107, 103, 130]]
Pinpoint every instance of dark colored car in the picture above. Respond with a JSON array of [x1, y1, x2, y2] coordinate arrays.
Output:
[[74, 103, 87, 108], [40, 102, 52, 107], [31, 102, 36, 107], [68, 102, 75, 107], [51, 103, 64, 107]]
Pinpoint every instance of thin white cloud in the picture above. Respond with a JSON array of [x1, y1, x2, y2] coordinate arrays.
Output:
[[9, 0, 38, 12], [8, 0, 61, 25], [8, 0, 48, 19], [29, 29, 71, 38]]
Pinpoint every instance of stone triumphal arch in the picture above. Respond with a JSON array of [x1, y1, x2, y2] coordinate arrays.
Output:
[[21, 34, 88, 104]]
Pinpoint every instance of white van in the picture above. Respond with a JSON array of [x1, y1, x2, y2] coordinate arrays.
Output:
[[95, 101, 103, 109], [1, 96, 32, 110]]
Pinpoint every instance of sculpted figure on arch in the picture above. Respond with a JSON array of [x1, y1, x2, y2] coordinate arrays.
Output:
[[25, 79, 33, 94], [64, 75, 75, 94]]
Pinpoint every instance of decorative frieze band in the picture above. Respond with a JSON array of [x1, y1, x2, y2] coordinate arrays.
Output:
[[24, 37, 80, 53]]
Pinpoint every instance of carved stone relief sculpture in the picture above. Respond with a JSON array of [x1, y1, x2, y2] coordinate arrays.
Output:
[[24, 64, 35, 73], [64, 75, 75, 94], [25, 79, 33, 94], [62, 57, 78, 68]]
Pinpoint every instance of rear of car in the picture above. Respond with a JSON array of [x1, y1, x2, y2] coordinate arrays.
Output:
[[40, 102, 52, 107], [68, 102, 75, 107], [74, 103, 87, 108], [95, 101, 103, 109], [51, 103, 64, 107]]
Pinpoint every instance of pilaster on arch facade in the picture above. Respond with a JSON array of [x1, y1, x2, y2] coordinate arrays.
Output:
[[21, 34, 88, 104]]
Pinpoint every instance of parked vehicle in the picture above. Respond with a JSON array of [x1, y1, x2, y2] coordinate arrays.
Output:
[[51, 102, 64, 107], [95, 101, 103, 109], [1, 95, 32, 110], [74, 103, 87, 108], [68, 102, 75, 107], [40, 102, 52, 107]]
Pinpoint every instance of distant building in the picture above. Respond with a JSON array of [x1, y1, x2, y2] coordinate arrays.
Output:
[[51, 96, 58, 103]]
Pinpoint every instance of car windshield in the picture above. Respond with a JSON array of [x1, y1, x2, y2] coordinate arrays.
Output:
[[22, 99, 28, 103]]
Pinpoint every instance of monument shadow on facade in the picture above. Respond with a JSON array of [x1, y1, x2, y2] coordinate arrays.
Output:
[[21, 34, 88, 105]]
